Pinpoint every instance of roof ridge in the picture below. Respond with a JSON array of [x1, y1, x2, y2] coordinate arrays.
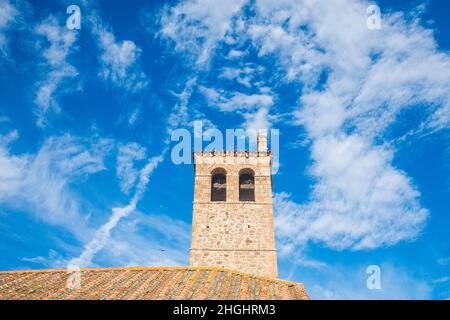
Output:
[[0, 266, 304, 287]]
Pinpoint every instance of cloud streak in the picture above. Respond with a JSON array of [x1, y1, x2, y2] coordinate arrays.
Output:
[[68, 152, 164, 268], [116, 142, 147, 195], [87, 9, 148, 92], [33, 15, 79, 127], [0, 132, 112, 238]]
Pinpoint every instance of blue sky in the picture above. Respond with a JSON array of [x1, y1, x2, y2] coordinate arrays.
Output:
[[0, 0, 450, 299]]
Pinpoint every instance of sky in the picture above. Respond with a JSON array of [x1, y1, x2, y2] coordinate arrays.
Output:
[[0, 0, 449, 300]]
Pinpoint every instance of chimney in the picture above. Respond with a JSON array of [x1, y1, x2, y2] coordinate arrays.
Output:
[[257, 129, 268, 153]]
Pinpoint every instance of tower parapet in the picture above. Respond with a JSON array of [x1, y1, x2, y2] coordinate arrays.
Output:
[[189, 134, 277, 278]]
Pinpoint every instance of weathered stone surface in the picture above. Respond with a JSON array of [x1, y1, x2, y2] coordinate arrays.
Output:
[[190, 145, 278, 278]]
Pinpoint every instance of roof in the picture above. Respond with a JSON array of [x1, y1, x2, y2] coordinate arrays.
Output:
[[0, 266, 310, 300]]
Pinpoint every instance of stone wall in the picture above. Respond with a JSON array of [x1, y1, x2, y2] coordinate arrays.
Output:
[[189, 151, 278, 278]]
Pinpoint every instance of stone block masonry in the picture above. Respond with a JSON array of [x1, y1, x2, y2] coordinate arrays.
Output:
[[189, 132, 278, 278]]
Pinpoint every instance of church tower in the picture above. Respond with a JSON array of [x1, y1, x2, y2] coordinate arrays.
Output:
[[189, 131, 278, 278]]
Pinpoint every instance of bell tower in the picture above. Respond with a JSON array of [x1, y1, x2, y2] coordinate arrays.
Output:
[[189, 131, 278, 278]]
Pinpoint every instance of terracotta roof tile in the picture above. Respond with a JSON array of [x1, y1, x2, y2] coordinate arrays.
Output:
[[0, 267, 310, 300]]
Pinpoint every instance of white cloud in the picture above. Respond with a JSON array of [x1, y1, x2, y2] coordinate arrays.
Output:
[[158, 0, 450, 134], [69, 152, 164, 268], [438, 257, 450, 266], [19, 210, 191, 269], [34, 15, 79, 127], [235, 0, 450, 252], [159, 0, 247, 66], [167, 77, 198, 132], [116, 142, 146, 195], [243, 105, 272, 131], [432, 277, 450, 284], [91, 19, 148, 92], [249, 0, 450, 134], [219, 65, 261, 88], [127, 108, 140, 126], [0, 130, 183, 270], [159, 0, 449, 256], [0, 132, 112, 237], [98, 211, 191, 267], [226, 49, 246, 59], [0, 127, 17, 144], [199, 85, 275, 131], [70, 2, 148, 93], [159, 0, 275, 134], [159, 0, 280, 142], [199, 86, 273, 112], [0, 0, 18, 56], [21, 250, 67, 269], [274, 135, 428, 251]]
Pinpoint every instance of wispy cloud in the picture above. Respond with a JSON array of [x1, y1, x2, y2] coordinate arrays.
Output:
[[68, 152, 164, 268], [1, 129, 182, 270], [159, 0, 450, 255], [438, 257, 450, 266], [226, 49, 246, 59], [88, 11, 148, 92], [199, 85, 275, 131], [21, 249, 67, 269], [0, 132, 112, 238], [116, 142, 147, 195], [252, 0, 450, 254], [275, 174, 426, 252], [0, 0, 19, 57], [199, 86, 273, 112], [159, 0, 276, 132], [219, 65, 260, 88], [33, 15, 79, 127], [98, 211, 191, 267], [433, 276, 450, 284], [167, 77, 198, 132], [159, 0, 247, 66]]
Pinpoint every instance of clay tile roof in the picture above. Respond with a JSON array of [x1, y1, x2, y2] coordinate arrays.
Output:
[[0, 266, 310, 300]]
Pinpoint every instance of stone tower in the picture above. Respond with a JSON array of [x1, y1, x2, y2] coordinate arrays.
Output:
[[189, 131, 278, 278]]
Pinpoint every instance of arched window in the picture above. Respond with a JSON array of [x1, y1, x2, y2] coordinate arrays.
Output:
[[239, 169, 255, 202], [211, 168, 227, 202]]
